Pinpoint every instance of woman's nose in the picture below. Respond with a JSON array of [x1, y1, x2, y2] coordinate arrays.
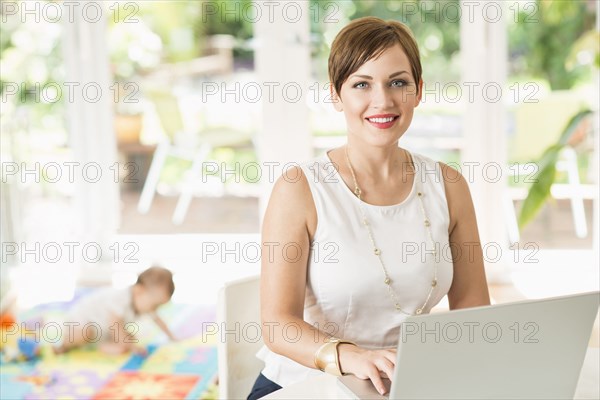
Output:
[[371, 85, 395, 108]]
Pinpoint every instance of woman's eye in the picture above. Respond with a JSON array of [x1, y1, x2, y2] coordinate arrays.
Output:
[[352, 80, 407, 89], [391, 80, 407, 87]]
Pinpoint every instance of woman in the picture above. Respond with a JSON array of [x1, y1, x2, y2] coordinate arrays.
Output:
[[249, 16, 490, 399]]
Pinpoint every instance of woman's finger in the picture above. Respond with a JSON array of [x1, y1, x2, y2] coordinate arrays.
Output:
[[382, 350, 397, 366], [367, 365, 387, 395], [376, 358, 395, 383]]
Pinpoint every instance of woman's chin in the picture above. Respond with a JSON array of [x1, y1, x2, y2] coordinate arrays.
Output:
[[362, 130, 407, 147]]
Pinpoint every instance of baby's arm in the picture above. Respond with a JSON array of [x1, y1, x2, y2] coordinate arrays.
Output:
[[151, 313, 177, 341]]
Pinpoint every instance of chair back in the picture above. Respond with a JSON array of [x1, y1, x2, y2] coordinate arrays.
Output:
[[217, 275, 264, 399], [145, 88, 186, 141]]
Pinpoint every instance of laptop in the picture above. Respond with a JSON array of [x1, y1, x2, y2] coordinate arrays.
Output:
[[338, 291, 599, 399]]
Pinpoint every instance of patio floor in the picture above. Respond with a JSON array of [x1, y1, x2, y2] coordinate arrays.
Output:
[[117, 189, 595, 249]]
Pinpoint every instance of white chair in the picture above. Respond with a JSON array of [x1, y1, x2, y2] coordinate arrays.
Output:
[[217, 275, 264, 400], [504, 146, 593, 245], [506, 91, 592, 244], [137, 88, 253, 224]]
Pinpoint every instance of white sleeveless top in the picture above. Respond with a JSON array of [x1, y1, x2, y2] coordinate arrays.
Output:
[[256, 149, 454, 387]]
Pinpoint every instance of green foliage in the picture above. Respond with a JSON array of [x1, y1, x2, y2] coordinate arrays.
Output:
[[0, 9, 64, 116], [201, 0, 254, 39], [518, 109, 593, 228], [309, 0, 461, 83], [307, 0, 596, 89], [509, 0, 596, 90], [348, 0, 460, 59], [109, 2, 206, 74], [567, 29, 600, 70], [0, 6, 67, 162], [200, 0, 255, 60]]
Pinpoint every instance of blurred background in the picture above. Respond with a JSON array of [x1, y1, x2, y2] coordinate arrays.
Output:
[[0, 0, 598, 398]]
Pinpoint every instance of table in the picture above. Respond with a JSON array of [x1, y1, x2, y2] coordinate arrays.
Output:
[[264, 347, 599, 399]]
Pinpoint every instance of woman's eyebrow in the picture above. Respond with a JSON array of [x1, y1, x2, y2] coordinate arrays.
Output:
[[350, 71, 409, 80]]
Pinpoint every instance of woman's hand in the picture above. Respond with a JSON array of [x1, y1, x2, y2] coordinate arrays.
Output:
[[337, 344, 396, 395]]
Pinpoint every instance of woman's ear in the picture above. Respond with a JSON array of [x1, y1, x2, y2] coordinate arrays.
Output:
[[330, 83, 343, 112], [415, 79, 423, 107]]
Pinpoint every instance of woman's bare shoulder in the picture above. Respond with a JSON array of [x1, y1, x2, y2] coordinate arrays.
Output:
[[437, 161, 475, 231], [264, 165, 317, 238]]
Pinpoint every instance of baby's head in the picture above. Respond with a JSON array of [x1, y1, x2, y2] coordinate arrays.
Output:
[[132, 266, 175, 314]]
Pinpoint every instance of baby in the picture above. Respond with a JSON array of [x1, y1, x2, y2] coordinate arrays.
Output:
[[55, 265, 177, 355]]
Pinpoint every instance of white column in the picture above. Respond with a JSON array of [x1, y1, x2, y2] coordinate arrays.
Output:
[[593, 3, 600, 268], [63, 1, 119, 268], [460, 1, 509, 282], [254, 0, 312, 222]]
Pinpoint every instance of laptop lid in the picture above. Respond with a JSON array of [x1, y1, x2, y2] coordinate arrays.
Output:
[[388, 291, 599, 399]]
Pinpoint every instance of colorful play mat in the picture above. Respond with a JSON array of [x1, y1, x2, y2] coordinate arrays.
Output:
[[0, 288, 219, 399]]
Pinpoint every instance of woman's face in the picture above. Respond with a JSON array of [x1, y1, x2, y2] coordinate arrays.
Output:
[[332, 44, 422, 148]]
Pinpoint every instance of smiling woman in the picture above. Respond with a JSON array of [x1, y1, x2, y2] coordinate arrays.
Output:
[[330, 43, 422, 151], [251, 16, 491, 399]]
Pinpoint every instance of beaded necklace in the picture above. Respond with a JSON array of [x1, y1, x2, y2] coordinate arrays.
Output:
[[344, 146, 438, 315]]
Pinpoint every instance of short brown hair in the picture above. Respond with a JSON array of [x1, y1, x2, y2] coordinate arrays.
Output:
[[328, 17, 422, 98], [136, 266, 175, 297]]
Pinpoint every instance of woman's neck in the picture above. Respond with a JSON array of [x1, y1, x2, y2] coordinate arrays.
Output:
[[345, 142, 410, 183]]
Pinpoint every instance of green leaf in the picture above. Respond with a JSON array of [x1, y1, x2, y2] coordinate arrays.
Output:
[[518, 151, 559, 228], [518, 108, 592, 229], [557, 109, 593, 146]]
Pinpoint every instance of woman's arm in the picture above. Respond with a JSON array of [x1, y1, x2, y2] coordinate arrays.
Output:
[[440, 163, 491, 310], [261, 167, 334, 362], [261, 167, 396, 395]]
